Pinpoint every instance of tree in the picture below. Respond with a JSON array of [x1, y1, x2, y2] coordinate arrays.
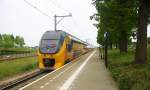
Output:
[[10, 34, 15, 42], [0, 34, 2, 47], [148, 37, 150, 45], [19, 37, 25, 47], [135, 0, 150, 64], [15, 36, 25, 47], [93, 0, 150, 64], [2, 34, 15, 48], [92, 0, 136, 53]]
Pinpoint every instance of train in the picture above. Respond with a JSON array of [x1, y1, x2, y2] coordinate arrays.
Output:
[[37, 30, 88, 70]]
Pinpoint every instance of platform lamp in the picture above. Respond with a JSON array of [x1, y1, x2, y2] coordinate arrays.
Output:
[[104, 32, 109, 68]]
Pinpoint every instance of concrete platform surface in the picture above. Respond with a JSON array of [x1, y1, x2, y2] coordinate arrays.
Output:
[[19, 50, 118, 90]]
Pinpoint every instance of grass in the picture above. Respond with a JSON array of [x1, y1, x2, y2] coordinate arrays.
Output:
[[0, 57, 38, 80], [108, 48, 150, 90], [0, 47, 34, 51]]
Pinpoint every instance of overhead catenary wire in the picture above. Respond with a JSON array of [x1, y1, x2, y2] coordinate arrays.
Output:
[[24, 0, 74, 28], [24, 0, 73, 34], [24, 0, 54, 21], [49, 0, 79, 29], [49, 0, 72, 14], [24, 0, 71, 32], [24, 0, 88, 44], [24, 0, 72, 28], [59, 24, 86, 41], [59, 25, 87, 44]]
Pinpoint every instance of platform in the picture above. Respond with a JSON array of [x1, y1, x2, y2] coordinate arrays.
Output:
[[19, 49, 118, 90]]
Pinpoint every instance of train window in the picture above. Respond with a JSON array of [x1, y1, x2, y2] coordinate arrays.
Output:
[[39, 39, 59, 54], [40, 39, 58, 46]]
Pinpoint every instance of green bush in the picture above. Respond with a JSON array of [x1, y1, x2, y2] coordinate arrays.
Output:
[[108, 49, 150, 90]]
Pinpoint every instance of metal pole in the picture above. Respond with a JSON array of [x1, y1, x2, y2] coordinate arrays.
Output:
[[105, 37, 108, 68], [54, 14, 72, 31], [54, 15, 57, 31], [102, 42, 105, 60], [99, 45, 100, 60]]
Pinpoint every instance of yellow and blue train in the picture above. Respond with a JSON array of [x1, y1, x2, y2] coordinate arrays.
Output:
[[37, 30, 87, 70]]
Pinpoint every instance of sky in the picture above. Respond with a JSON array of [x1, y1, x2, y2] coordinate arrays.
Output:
[[0, 0, 150, 47], [0, 0, 97, 46]]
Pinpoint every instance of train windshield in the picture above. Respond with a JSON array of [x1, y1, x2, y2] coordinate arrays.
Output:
[[39, 39, 60, 54]]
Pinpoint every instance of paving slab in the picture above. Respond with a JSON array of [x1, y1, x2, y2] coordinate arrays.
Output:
[[70, 50, 118, 90]]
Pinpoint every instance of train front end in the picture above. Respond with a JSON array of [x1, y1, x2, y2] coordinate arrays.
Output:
[[37, 31, 66, 70]]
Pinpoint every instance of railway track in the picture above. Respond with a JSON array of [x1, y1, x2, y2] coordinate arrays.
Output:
[[0, 69, 49, 90], [0, 51, 92, 90]]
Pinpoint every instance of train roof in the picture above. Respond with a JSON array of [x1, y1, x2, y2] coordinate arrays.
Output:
[[42, 30, 87, 45], [41, 31, 66, 40], [68, 35, 87, 45]]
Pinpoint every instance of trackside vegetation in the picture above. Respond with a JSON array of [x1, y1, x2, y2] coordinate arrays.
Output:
[[108, 48, 150, 90], [92, 0, 150, 64], [92, 0, 150, 89], [0, 57, 37, 80], [0, 34, 25, 48], [0, 34, 35, 56]]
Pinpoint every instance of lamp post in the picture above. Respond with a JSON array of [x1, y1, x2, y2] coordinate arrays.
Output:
[[104, 32, 109, 68], [99, 44, 103, 59]]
